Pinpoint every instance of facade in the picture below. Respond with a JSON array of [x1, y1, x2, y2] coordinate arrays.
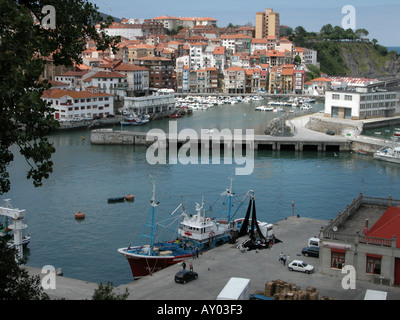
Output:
[[123, 88, 175, 114], [325, 85, 397, 119], [255, 8, 280, 39], [42, 89, 114, 120], [152, 16, 217, 30], [319, 194, 400, 286], [82, 71, 128, 98], [223, 66, 246, 94], [113, 63, 150, 96], [293, 70, 306, 94], [134, 56, 175, 91]]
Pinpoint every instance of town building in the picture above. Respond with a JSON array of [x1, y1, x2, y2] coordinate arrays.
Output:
[[325, 85, 398, 119], [82, 71, 128, 98], [255, 8, 280, 39], [151, 16, 217, 31], [42, 88, 114, 120], [123, 88, 175, 115], [318, 194, 400, 286], [133, 56, 175, 91], [223, 66, 246, 94], [113, 63, 150, 96]]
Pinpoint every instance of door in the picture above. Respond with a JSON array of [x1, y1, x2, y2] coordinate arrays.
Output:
[[394, 258, 400, 285]]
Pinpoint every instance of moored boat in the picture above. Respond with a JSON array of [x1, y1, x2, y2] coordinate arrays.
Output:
[[373, 146, 400, 164], [118, 182, 272, 279]]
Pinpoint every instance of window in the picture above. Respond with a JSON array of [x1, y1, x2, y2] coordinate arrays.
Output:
[[344, 95, 353, 101], [366, 255, 381, 274], [332, 94, 340, 100], [331, 250, 345, 269]]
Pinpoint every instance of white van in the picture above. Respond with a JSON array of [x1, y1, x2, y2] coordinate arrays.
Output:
[[308, 237, 320, 247], [217, 277, 251, 300]]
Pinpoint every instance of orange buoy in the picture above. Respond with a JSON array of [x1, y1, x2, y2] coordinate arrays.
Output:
[[75, 211, 85, 220], [125, 194, 134, 201]]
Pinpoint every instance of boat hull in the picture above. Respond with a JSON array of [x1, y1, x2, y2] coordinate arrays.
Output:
[[373, 154, 400, 164], [118, 248, 191, 278]]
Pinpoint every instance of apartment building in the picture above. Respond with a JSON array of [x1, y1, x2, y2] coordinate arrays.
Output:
[[82, 71, 128, 98], [42, 89, 114, 120], [255, 8, 280, 39], [134, 56, 175, 91], [113, 63, 150, 96], [152, 16, 217, 30], [223, 66, 246, 94]]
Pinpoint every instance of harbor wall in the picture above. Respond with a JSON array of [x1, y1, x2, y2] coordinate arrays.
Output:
[[90, 129, 351, 152]]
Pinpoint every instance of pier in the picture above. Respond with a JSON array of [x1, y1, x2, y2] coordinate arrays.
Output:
[[90, 128, 350, 152]]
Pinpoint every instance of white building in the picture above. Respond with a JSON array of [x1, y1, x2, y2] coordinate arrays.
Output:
[[42, 89, 114, 120], [304, 48, 319, 67], [123, 89, 175, 114], [83, 71, 128, 98], [113, 63, 149, 96], [98, 22, 143, 40], [325, 85, 398, 119]]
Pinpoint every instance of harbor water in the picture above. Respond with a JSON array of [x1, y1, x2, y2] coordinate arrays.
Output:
[[3, 99, 400, 286]]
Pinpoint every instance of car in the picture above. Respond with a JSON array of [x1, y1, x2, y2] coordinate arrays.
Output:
[[301, 246, 320, 257], [174, 270, 198, 284], [288, 260, 314, 274], [326, 130, 335, 135]]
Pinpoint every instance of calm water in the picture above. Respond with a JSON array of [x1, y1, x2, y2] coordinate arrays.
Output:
[[3, 99, 400, 286]]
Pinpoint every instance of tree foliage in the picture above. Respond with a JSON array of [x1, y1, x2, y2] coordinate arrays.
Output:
[[92, 281, 129, 300], [0, 0, 120, 194], [0, 240, 49, 300]]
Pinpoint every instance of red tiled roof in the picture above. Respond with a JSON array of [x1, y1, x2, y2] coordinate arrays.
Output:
[[366, 207, 400, 248], [42, 89, 113, 99]]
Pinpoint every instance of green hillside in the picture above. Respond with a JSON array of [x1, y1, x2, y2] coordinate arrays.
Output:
[[289, 25, 400, 78]]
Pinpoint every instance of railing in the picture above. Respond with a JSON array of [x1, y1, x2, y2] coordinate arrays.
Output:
[[321, 194, 398, 248]]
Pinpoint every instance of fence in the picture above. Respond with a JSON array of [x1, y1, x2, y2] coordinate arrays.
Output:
[[321, 194, 398, 247]]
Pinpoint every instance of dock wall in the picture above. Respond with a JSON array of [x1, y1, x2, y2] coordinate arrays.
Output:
[[90, 129, 351, 152]]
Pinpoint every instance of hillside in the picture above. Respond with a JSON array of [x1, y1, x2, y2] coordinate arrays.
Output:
[[338, 42, 400, 78], [309, 41, 400, 78]]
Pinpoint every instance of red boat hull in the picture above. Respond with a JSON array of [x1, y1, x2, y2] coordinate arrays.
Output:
[[121, 251, 192, 278]]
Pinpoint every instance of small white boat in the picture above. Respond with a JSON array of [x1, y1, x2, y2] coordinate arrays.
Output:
[[373, 146, 400, 164]]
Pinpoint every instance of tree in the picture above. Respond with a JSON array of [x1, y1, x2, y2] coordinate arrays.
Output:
[[320, 24, 333, 38], [0, 0, 120, 195], [0, 240, 49, 300], [92, 282, 129, 300]]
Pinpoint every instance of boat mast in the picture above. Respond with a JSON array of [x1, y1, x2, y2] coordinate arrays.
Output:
[[150, 182, 158, 256], [227, 178, 233, 223]]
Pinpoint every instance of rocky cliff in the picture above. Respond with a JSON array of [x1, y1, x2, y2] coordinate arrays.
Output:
[[338, 43, 400, 78]]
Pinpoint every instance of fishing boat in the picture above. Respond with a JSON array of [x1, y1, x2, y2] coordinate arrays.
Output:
[[393, 131, 400, 137], [373, 146, 400, 164], [118, 182, 272, 279]]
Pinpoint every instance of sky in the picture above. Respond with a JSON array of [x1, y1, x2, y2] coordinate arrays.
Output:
[[91, 0, 400, 46]]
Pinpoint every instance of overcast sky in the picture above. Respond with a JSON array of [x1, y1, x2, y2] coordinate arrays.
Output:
[[91, 0, 400, 46]]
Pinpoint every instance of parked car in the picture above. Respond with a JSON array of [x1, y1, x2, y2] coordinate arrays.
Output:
[[301, 246, 320, 257], [174, 270, 198, 284], [288, 260, 314, 274], [326, 130, 335, 135], [71, 117, 83, 122]]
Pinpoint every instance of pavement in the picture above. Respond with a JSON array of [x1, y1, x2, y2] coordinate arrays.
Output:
[[25, 216, 400, 300]]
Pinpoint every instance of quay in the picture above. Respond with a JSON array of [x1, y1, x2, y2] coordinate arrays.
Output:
[[90, 113, 400, 153], [25, 216, 400, 300]]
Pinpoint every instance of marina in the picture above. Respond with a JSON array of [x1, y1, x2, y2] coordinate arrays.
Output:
[[3, 98, 400, 288]]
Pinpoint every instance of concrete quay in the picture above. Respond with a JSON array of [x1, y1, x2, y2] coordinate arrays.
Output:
[[25, 216, 400, 300]]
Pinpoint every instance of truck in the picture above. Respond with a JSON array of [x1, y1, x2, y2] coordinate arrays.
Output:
[[217, 277, 251, 300]]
